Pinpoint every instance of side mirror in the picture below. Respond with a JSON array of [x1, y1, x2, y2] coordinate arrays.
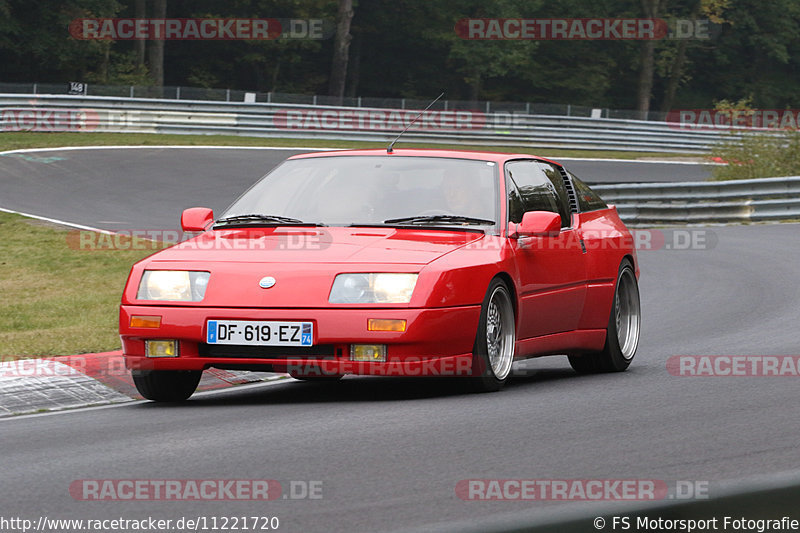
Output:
[[181, 207, 214, 232], [511, 211, 561, 238]]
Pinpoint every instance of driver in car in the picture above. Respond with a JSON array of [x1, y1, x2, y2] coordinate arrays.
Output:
[[440, 168, 493, 219]]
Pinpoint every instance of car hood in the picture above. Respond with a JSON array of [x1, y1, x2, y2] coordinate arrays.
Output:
[[130, 226, 486, 308], [152, 226, 485, 264]]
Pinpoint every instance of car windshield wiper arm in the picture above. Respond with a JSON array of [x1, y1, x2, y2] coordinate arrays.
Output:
[[383, 215, 495, 226], [214, 214, 317, 226]]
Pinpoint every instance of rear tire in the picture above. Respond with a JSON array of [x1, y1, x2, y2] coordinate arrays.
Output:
[[469, 279, 516, 392], [132, 370, 202, 402], [569, 259, 640, 374]]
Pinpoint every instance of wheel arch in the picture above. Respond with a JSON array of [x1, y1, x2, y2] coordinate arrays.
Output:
[[492, 271, 518, 319], [621, 253, 636, 275]]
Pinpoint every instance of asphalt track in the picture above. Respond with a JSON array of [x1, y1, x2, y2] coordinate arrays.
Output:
[[0, 147, 713, 231], [2, 147, 797, 533]]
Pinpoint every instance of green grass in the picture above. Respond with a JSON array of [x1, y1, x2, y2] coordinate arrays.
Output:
[[0, 212, 165, 357], [0, 131, 691, 160]]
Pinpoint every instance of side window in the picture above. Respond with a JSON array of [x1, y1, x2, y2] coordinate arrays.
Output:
[[537, 162, 572, 227], [506, 176, 525, 224], [569, 171, 608, 212], [505, 161, 560, 224]]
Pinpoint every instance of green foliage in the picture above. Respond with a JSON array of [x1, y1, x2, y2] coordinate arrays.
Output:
[[442, 0, 541, 100], [711, 130, 800, 180], [1, 0, 800, 111], [0, 0, 124, 81], [708, 96, 800, 181], [85, 50, 153, 85], [713, 96, 753, 111]]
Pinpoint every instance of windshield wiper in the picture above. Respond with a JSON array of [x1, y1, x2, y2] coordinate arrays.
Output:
[[383, 215, 495, 226], [214, 214, 318, 226]]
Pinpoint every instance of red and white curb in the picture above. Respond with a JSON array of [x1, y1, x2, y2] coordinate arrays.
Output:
[[0, 351, 282, 417]]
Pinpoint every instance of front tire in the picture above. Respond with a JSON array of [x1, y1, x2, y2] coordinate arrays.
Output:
[[469, 279, 516, 392], [132, 370, 202, 402], [569, 259, 640, 374]]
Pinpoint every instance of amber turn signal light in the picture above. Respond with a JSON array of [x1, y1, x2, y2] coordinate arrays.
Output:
[[130, 315, 162, 328], [367, 319, 406, 332]]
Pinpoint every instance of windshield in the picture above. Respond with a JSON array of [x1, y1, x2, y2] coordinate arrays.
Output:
[[220, 156, 499, 229]]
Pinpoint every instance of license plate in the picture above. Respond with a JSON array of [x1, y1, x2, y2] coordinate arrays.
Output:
[[206, 320, 313, 346]]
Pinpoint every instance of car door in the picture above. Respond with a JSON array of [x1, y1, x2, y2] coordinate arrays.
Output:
[[506, 160, 587, 339]]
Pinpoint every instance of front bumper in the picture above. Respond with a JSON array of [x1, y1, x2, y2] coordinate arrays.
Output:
[[120, 305, 481, 377]]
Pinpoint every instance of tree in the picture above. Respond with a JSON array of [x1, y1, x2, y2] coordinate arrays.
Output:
[[147, 0, 166, 86], [660, 0, 730, 112], [2, 0, 800, 114], [134, 0, 146, 67], [328, 0, 353, 100], [637, 0, 667, 118]]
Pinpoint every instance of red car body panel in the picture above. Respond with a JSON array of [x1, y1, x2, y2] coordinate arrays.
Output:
[[119, 149, 638, 377]]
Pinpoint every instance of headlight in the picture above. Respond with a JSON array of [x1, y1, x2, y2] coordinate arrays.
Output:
[[329, 273, 418, 304], [137, 270, 210, 302]]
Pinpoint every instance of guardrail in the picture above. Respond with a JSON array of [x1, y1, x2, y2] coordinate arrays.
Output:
[[0, 93, 741, 153], [593, 176, 800, 225]]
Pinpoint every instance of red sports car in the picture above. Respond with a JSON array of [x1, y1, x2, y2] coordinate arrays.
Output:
[[120, 149, 640, 401]]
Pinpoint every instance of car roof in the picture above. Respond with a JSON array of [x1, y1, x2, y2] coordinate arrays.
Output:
[[287, 148, 561, 166]]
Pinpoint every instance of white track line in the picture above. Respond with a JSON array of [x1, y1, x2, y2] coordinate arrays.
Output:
[[0, 206, 113, 233]]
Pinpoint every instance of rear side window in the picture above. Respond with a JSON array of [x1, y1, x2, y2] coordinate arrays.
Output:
[[569, 171, 608, 212], [537, 161, 572, 227], [505, 161, 561, 224]]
